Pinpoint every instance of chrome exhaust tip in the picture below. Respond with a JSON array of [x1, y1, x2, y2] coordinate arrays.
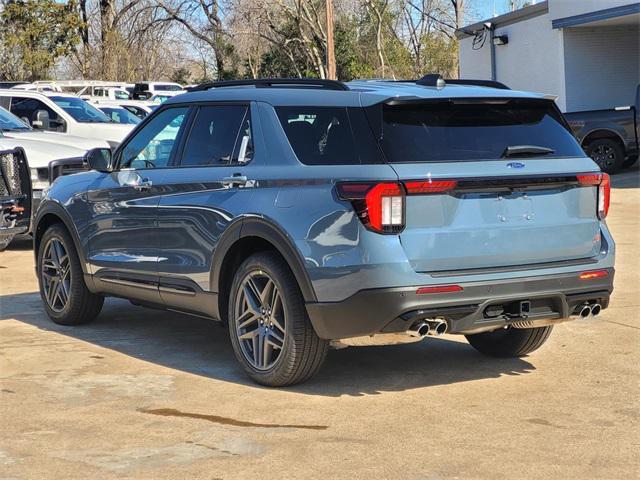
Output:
[[426, 319, 448, 336], [579, 305, 592, 318], [407, 321, 430, 338], [590, 303, 602, 316]]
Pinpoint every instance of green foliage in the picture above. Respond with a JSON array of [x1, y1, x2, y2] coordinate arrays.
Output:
[[0, 0, 82, 81]]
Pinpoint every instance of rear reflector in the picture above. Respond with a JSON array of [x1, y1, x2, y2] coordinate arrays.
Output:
[[416, 285, 463, 294], [578, 270, 609, 280]]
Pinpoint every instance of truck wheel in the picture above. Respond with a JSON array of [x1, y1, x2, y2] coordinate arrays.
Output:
[[0, 235, 12, 251], [623, 154, 638, 168], [37, 224, 103, 325], [585, 138, 624, 173], [228, 251, 329, 387], [465, 326, 553, 358]]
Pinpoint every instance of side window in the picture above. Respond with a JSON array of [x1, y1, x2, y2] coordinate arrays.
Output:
[[9, 97, 62, 132], [180, 105, 253, 167], [120, 107, 188, 169], [275, 106, 359, 165]]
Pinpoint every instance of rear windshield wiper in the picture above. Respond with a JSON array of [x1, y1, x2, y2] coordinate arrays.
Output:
[[502, 145, 555, 158]]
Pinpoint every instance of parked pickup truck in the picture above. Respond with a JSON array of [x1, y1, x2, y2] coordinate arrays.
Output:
[[565, 84, 639, 173], [0, 148, 31, 251]]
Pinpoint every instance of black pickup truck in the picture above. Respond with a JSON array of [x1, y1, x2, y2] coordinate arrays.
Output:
[[565, 84, 639, 173], [0, 147, 32, 251]]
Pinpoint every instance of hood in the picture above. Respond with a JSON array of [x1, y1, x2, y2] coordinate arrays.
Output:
[[72, 123, 134, 146], [2, 130, 110, 151], [0, 137, 86, 169]]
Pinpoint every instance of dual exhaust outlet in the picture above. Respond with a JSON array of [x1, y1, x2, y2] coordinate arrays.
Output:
[[407, 319, 448, 338], [576, 302, 602, 318]]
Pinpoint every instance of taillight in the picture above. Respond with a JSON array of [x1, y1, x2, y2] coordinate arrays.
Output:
[[577, 173, 610, 220], [405, 179, 457, 194], [337, 182, 404, 234]]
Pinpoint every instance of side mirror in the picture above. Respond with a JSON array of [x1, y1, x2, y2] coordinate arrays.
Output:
[[86, 148, 113, 172], [33, 109, 50, 130]]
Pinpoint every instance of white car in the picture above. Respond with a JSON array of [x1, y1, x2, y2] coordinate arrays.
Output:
[[89, 99, 154, 119], [131, 82, 183, 100], [78, 85, 131, 101], [0, 90, 133, 148], [0, 106, 110, 152], [92, 104, 141, 125]]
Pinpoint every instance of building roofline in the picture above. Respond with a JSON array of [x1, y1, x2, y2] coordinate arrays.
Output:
[[551, 2, 640, 29], [455, 1, 549, 39]]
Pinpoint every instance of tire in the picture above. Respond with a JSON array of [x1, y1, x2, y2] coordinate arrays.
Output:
[[465, 326, 553, 358], [0, 235, 12, 251], [623, 154, 638, 168], [37, 223, 103, 325], [585, 138, 625, 174], [227, 251, 328, 387]]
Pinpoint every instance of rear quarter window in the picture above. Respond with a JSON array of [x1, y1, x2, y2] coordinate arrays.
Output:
[[275, 106, 382, 165]]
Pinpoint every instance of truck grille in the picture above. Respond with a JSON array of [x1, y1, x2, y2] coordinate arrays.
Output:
[[48, 157, 88, 183]]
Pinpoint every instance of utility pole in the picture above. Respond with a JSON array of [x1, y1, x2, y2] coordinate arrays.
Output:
[[325, 0, 337, 80]]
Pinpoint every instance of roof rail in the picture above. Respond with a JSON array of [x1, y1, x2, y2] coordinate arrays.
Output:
[[445, 79, 511, 90], [188, 78, 350, 92]]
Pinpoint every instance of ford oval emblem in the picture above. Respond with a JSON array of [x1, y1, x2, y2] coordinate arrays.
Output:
[[507, 162, 525, 169]]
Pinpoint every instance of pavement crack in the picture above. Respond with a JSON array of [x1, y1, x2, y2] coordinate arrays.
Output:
[[604, 320, 640, 330], [139, 407, 328, 431]]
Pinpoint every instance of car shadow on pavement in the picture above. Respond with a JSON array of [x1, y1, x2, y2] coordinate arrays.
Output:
[[0, 292, 536, 396]]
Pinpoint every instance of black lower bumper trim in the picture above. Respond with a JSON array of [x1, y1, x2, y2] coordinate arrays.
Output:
[[305, 269, 614, 339]]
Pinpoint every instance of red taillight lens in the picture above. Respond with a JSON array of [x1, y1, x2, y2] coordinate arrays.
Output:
[[404, 179, 457, 194], [337, 182, 404, 233], [578, 270, 609, 280], [577, 173, 610, 220], [416, 285, 463, 294], [598, 173, 610, 220]]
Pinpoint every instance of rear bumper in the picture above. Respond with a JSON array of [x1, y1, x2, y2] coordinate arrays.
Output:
[[305, 269, 614, 339]]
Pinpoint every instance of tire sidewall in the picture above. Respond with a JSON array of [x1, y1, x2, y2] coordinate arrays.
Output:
[[227, 253, 302, 384]]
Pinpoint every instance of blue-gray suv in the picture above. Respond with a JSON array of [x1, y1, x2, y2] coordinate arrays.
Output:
[[33, 77, 615, 386]]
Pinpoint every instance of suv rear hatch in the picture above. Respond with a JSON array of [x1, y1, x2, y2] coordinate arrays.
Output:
[[375, 98, 605, 273]]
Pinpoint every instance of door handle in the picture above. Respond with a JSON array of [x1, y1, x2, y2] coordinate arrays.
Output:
[[222, 175, 248, 187], [133, 178, 153, 191]]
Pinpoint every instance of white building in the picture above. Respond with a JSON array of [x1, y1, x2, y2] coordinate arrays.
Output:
[[457, 1, 640, 112]]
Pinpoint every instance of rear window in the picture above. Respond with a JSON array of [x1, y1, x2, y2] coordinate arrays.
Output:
[[276, 106, 381, 165], [380, 99, 584, 162], [155, 84, 182, 91]]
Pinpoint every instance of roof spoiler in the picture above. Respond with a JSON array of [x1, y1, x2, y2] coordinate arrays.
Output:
[[188, 78, 350, 92]]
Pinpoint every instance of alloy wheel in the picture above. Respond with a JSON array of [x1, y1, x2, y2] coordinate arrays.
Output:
[[234, 270, 286, 370], [591, 145, 616, 169], [41, 238, 71, 313]]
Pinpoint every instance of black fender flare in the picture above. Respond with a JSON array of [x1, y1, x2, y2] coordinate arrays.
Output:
[[210, 215, 317, 303], [33, 200, 88, 275]]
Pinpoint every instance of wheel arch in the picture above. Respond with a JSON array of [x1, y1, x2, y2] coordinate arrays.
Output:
[[581, 128, 626, 150], [33, 202, 88, 275], [211, 215, 317, 323]]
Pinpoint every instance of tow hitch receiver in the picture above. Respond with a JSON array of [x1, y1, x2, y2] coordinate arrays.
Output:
[[484, 300, 532, 320]]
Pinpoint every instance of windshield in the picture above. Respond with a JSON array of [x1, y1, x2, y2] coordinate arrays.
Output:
[[98, 107, 141, 125], [379, 99, 584, 162], [0, 107, 31, 131], [50, 96, 112, 123]]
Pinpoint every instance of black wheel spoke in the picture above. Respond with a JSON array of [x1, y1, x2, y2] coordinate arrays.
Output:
[[40, 238, 70, 313], [234, 270, 287, 371]]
